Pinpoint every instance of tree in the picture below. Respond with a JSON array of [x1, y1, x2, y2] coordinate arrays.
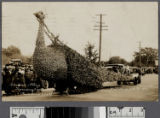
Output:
[[2, 45, 32, 65], [3, 45, 21, 57], [84, 42, 99, 64], [132, 47, 158, 67], [108, 56, 128, 64]]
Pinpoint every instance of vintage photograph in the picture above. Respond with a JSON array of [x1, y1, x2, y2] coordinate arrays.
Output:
[[2, 2, 158, 101]]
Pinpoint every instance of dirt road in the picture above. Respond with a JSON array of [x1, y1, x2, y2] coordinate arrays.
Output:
[[2, 74, 158, 101]]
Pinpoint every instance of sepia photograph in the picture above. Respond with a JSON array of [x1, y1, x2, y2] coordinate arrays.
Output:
[[1, 2, 158, 101]]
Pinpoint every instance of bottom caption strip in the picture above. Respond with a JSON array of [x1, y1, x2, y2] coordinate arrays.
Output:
[[10, 107, 145, 118]]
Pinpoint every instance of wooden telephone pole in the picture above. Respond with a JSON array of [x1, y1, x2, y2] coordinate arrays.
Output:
[[139, 41, 141, 68], [94, 14, 108, 63]]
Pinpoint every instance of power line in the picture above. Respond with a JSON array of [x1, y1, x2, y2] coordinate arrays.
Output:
[[93, 14, 108, 63]]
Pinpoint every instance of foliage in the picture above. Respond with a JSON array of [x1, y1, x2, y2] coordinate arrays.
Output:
[[84, 42, 99, 64], [2, 45, 21, 57], [2, 45, 32, 65], [108, 56, 128, 65], [131, 47, 158, 67]]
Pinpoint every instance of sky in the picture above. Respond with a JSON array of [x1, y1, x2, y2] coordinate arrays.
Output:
[[2, 2, 158, 62]]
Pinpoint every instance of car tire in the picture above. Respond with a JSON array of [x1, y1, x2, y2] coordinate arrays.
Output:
[[138, 78, 141, 84], [117, 81, 121, 85], [134, 79, 138, 85]]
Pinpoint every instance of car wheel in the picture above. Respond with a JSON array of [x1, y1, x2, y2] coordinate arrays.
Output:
[[134, 79, 138, 85], [138, 78, 141, 84], [117, 81, 121, 85]]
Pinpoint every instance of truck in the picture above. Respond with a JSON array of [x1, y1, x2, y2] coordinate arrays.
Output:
[[105, 64, 141, 85]]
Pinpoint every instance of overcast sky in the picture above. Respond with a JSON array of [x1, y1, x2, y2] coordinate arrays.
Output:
[[2, 2, 158, 62]]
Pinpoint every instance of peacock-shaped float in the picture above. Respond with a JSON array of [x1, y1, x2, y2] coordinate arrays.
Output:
[[33, 11, 135, 94]]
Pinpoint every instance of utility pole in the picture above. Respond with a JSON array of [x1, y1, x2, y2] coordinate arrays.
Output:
[[139, 41, 141, 68], [94, 14, 108, 63], [99, 14, 102, 63]]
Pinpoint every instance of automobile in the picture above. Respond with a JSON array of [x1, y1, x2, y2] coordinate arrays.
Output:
[[106, 64, 125, 70], [129, 69, 141, 85], [105, 64, 141, 85], [9, 58, 22, 66]]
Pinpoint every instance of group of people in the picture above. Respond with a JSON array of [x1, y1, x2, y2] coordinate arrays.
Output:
[[2, 63, 40, 94]]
